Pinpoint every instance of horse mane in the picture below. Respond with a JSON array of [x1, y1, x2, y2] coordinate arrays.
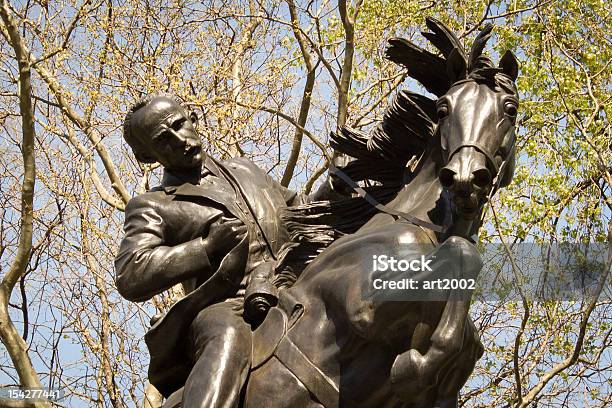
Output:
[[332, 90, 437, 182], [275, 19, 510, 284], [385, 17, 465, 96], [388, 21, 516, 95]]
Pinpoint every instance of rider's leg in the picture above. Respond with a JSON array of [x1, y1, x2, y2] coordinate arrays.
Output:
[[183, 298, 252, 408]]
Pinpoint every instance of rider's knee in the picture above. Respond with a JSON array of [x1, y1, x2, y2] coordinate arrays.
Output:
[[189, 307, 252, 361], [444, 236, 473, 252], [190, 301, 242, 332]]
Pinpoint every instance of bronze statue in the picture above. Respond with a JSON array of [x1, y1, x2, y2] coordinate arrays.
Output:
[[115, 18, 519, 408], [115, 94, 341, 406]]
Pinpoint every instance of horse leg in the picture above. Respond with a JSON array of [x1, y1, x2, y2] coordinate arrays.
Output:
[[390, 236, 482, 402], [434, 317, 484, 407]]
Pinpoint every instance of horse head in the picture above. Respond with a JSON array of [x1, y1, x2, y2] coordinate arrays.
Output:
[[436, 26, 519, 220]]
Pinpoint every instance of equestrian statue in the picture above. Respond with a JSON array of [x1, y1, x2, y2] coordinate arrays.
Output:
[[115, 18, 520, 408]]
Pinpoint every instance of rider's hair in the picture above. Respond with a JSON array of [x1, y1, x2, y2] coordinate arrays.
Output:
[[123, 93, 186, 163]]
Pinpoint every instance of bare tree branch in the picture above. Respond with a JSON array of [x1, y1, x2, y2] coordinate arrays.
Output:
[[0, 1, 51, 405], [303, 163, 327, 194], [227, 5, 262, 157], [32, 0, 93, 66], [281, 0, 319, 186], [518, 218, 612, 407], [336, 0, 363, 128]]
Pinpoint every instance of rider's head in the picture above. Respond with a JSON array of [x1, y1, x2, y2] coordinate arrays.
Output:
[[123, 94, 203, 171]]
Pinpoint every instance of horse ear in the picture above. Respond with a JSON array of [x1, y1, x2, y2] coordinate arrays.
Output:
[[499, 50, 519, 81], [446, 47, 467, 83]]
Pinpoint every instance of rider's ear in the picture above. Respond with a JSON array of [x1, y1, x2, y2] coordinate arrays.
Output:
[[499, 50, 519, 81], [189, 111, 199, 128], [446, 47, 467, 83]]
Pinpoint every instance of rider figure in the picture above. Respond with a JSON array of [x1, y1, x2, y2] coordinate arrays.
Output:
[[115, 94, 342, 406]]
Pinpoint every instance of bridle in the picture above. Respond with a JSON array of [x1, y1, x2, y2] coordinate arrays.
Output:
[[476, 141, 516, 229], [329, 126, 516, 236]]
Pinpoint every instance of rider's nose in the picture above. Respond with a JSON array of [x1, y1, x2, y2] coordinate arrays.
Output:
[[168, 128, 187, 147]]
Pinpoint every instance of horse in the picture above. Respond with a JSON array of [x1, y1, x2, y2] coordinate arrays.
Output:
[[161, 19, 519, 408], [242, 21, 519, 408]]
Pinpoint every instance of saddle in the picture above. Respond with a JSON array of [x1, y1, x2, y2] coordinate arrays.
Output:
[[251, 292, 339, 408], [161, 292, 339, 408]]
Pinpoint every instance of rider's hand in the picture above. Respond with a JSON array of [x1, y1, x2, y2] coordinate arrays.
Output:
[[204, 216, 248, 262]]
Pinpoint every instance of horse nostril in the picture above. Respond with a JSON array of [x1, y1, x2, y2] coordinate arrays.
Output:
[[472, 168, 491, 188], [439, 168, 456, 188]]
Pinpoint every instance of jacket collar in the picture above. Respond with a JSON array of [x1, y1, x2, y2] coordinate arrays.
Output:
[[159, 160, 239, 215], [161, 170, 196, 189]]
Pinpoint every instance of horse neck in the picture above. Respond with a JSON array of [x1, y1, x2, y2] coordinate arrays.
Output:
[[388, 154, 444, 223]]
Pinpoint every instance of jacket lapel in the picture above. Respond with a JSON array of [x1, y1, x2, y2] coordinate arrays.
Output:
[[165, 179, 243, 221]]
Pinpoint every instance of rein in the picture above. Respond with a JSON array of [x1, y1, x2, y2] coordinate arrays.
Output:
[[329, 164, 449, 234], [476, 141, 516, 230]]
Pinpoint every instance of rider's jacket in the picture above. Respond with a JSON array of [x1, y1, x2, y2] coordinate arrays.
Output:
[[115, 156, 302, 298], [114, 155, 306, 396]]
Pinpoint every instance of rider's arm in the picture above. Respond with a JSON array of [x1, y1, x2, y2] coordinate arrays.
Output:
[[114, 195, 213, 302]]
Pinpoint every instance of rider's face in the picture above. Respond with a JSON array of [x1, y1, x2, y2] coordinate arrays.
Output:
[[131, 96, 203, 171]]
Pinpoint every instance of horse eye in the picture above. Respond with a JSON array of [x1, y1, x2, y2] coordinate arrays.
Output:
[[437, 105, 449, 120], [504, 101, 517, 117]]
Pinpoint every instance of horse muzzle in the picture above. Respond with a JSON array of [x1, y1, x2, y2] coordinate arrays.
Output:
[[439, 146, 491, 218]]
